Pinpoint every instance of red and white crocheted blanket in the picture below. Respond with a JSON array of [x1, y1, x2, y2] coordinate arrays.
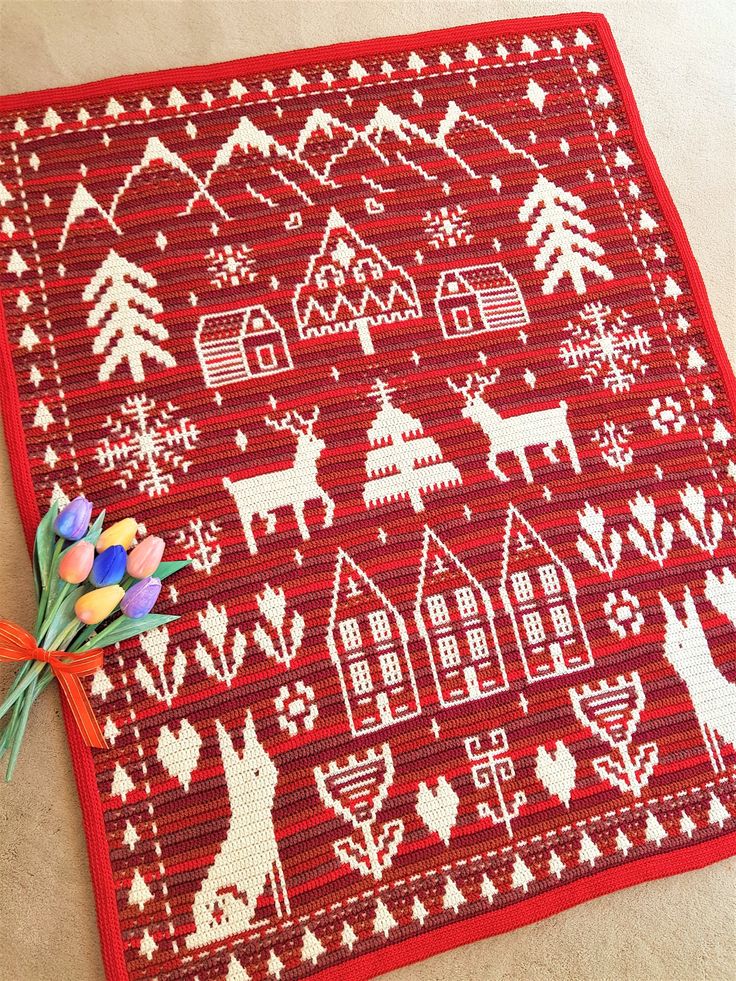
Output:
[[1, 13, 735, 981]]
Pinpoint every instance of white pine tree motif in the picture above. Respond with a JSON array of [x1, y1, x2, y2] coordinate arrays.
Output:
[[341, 921, 358, 951], [480, 873, 497, 904], [645, 811, 667, 847], [708, 793, 730, 828], [362, 379, 462, 513], [83, 249, 176, 382], [373, 898, 397, 937], [128, 868, 154, 910], [511, 854, 534, 892], [443, 877, 466, 913], [412, 896, 429, 926], [578, 830, 601, 867], [548, 850, 565, 878], [518, 175, 613, 294], [301, 928, 325, 965]]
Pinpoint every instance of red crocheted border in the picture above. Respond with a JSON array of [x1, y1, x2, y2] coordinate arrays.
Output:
[[0, 12, 734, 981]]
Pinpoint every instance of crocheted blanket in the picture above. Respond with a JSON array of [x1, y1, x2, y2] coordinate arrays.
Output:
[[1, 13, 735, 981]]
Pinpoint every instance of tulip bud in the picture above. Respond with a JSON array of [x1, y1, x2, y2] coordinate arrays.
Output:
[[59, 540, 95, 584], [75, 585, 124, 625], [96, 518, 138, 553], [90, 545, 127, 587], [54, 496, 93, 541], [126, 536, 165, 579], [121, 577, 162, 619]]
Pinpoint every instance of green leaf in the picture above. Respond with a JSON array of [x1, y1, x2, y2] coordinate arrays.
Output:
[[75, 613, 179, 651], [33, 503, 59, 601], [82, 510, 106, 547], [39, 584, 89, 650], [153, 559, 191, 582]]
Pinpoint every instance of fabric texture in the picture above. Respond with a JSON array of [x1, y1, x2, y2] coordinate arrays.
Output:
[[0, 12, 735, 981]]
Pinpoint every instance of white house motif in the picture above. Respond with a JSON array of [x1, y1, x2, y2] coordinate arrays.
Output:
[[415, 526, 507, 707], [499, 504, 593, 682], [293, 208, 421, 356], [327, 549, 420, 735], [195, 305, 293, 388], [435, 263, 529, 339]]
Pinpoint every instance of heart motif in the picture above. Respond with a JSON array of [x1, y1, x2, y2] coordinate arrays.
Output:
[[416, 776, 459, 846], [535, 740, 577, 808], [156, 719, 202, 792]]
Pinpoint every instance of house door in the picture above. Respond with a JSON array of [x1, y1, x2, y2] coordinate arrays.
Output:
[[451, 305, 473, 334]]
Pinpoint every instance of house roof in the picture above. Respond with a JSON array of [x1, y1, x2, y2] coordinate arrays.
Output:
[[437, 262, 519, 298], [196, 304, 278, 343]]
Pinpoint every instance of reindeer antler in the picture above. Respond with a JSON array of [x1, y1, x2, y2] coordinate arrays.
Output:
[[265, 406, 319, 436], [447, 369, 500, 401]]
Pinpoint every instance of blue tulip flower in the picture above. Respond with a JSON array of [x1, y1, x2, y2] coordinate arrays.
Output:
[[53, 496, 93, 541], [89, 545, 127, 587], [121, 577, 162, 619]]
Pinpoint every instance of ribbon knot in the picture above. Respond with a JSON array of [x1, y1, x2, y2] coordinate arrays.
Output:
[[0, 619, 107, 749]]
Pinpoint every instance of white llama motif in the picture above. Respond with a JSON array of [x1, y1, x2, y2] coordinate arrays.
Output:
[[223, 407, 335, 555], [187, 713, 289, 948], [660, 588, 736, 773], [447, 373, 581, 483]]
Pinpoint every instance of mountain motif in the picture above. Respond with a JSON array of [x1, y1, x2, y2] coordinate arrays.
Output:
[[110, 136, 231, 221], [436, 101, 544, 183], [185, 114, 336, 215], [58, 183, 121, 251]]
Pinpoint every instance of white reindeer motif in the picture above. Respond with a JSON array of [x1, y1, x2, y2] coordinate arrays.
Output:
[[187, 712, 290, 948], [447, 373, 581, 483], [224, 407, 335, 555], [660, 588, 736, 773]]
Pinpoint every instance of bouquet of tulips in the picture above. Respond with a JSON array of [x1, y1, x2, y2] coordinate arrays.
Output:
[[0, 495, 188, 781]]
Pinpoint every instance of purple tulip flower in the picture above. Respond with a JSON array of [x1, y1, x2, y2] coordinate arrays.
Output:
[[90, 544, 127, 587], [53, 496, 93, 541], [121, 577, 162, 619]]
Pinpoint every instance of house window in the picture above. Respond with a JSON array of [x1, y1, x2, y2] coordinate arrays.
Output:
[[523, 611, 545, 645], [339, 618, 362, 652], [380, 651, 403, 685], [550, 604, 574, 638], [466, 627, 489, 661], [350, 659, 373, 695], [452, 306, 473, 334], [255, 343, 278, 370], [437, 635, 461, 668], [369, 609, 391, 643], [455, 586, 478, 618], [539, 564, 561, 596], [426, 594, 450, 626], [511, 571, 534, 603]]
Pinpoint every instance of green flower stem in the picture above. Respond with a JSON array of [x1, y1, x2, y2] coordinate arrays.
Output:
[[0, 661, 45, 720], [37, 581, 74, 644], [34, 538, 63, 633], [47, 619, 82, 652], [72, 623, 99, 651], [5, 677, 36, 781]]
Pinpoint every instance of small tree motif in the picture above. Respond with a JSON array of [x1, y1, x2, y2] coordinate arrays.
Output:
[[315, 744, 404, 881], [362, 379, 462, 513], [678, 483, 723, 555], [465, 728, 526, 839], [627, 491, 674, 567], [83, 249, 176, 383], [194, 602, 247, 687], [518, 175, 613, 294], [571, 672, 659, 797], [252, 584, 305, 669], [176, 517, 222, 575], [134, 626, 186, 707], [576, 501, 622, 578], [593, 420, 634, 472], [560, 303, 651, 393]]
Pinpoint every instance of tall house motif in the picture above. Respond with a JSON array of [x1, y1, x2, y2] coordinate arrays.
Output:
[[415, 526, 508, 706], [499, 505, 593, 682], [328, 550, 421, 735]]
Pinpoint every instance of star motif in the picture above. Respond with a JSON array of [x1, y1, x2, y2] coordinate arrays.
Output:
[[188, 291, 198, 306], [543, 485, 552, 501], [469, 74, 477, 88], [377, 528, 388, 544], [101, 132, 111, 147], [477, 350, 488, 366], [519, 693, 529, 715], [275, 104, 283, 118], [213, 391, 223, 407], [492, 237, 502, 252], [654, 464, 664, 481], [411, 351, 420, 365], [463, 504, 472, 522], [518, 329, 528, 345], [270, 275, 280, 290], [490, 174, 502, 193], [331, 366, 340, 381], [431, 718, 441, 740], [169, 586, 178, 604]]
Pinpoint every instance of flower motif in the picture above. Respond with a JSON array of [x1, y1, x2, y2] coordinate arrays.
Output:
[[275, 680, 318, 737], [603, 589, 644, 639], [578, 501, 605, 541], [648, 396, 685, 435], [628, 491, 657, 533]]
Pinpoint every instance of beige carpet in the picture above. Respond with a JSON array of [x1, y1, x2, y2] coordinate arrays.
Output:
[[0, 2, 734, 979]]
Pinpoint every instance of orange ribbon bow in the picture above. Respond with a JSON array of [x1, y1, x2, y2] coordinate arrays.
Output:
[[0, 619, 107, 749]]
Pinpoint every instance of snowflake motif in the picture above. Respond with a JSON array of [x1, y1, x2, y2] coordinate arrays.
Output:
[[648, 396, 685, 435], [603, 589, 644, 639], [206, 243, 256, 288], [275, 680, 318, 737], [560, 302, 651, 393], [96, 393, 199, 497], [593, 420, 634, 472], [423, 205, 473, 250]]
